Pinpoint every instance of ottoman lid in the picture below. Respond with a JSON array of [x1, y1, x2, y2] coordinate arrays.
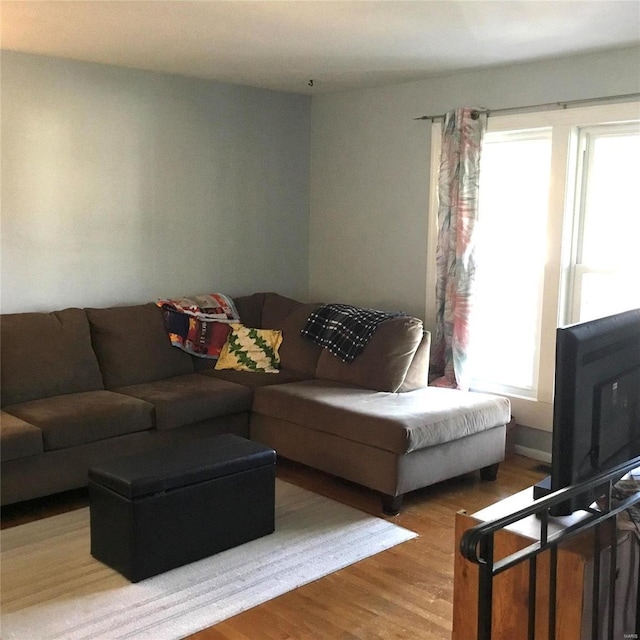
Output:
[[89, 434, 276, 499]]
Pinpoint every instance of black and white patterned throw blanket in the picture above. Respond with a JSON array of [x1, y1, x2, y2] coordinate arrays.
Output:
[[301, 303, 405, 363]]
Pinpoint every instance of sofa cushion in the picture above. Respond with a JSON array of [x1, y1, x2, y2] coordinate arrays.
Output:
[[252, 380, 510, 455], [115, 374, 253, 430], [0, 308, 104, 407], [3, 391, 154, 451], [87, 303, 194, 388], [0, 411, 44, 461], [261, 293, 304, 326], [261, 293, 324, 375], [314, 316, 425, 392], [201, 368, 313, 389], [233, 293, 266, 329]]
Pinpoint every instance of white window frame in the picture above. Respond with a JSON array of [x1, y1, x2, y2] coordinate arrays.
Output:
[[426, 101, 640, 431], [563, 122, 640, 324]]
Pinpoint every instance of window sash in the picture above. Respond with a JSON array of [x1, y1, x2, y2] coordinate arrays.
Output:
[[468, 128, 552, 399], [564, 123, 640, 324]]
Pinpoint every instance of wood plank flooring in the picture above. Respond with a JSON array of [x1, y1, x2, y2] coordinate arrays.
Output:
[[1, 454, 546, 640]]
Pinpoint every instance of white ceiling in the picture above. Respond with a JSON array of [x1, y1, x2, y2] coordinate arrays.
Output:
[[2, 1, 639, 95]]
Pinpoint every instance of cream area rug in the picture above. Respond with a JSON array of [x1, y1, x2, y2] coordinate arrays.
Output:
[[1, 480, 417, 640]]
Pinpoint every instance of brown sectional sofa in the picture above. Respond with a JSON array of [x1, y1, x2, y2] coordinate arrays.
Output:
[[1, 292, 510, 513]]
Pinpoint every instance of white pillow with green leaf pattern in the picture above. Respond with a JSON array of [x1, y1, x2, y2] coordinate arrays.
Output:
[[215, 323, 283, 373]]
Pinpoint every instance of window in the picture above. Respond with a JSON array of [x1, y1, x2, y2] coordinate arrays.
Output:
[[427, 102, 640, 431], [469, 129, 552, 398], [565, 124, 640, 323]]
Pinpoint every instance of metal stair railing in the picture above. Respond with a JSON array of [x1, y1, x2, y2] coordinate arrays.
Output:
[[459, 455, 640, 640]]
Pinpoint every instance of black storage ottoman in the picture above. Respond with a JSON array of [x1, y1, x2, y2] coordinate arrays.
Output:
[[88, 434, 276, 582]]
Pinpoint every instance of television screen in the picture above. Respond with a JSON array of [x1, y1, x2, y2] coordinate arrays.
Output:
[[546, 308, 640, 515]]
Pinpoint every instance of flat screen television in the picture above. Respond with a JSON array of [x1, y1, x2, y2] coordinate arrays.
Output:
[[540, 307, 640, 515]]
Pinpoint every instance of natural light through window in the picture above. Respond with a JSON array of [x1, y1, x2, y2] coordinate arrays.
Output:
[[468, 130, 552, 397], [569, 126, 640, 323]]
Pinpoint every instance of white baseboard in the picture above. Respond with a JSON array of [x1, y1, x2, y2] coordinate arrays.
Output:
[[514, 445, 552, 464]]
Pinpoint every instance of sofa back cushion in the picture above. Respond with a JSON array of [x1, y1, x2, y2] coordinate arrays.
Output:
[[261, 293, 324, 375], [86, 303, 194, 388], [233, 293, 266, 329], [315, 316, 424, 392], [1, 308, 104, 406]]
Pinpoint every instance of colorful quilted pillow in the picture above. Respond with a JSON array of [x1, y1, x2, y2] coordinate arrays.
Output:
[[215, 324, 283, 373]]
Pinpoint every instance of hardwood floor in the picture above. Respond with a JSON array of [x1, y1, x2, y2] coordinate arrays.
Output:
[[0, 454, 546, 640]]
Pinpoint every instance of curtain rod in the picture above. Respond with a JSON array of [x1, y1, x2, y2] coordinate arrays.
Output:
[[414, 92, 640, 121]]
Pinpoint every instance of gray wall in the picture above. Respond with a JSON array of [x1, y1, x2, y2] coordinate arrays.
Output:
[[1, 52, 311, 313], [309, 46, 640, 322]]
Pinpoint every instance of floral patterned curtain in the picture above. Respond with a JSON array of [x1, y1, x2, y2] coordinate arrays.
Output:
[[431, 108, 484, 391]]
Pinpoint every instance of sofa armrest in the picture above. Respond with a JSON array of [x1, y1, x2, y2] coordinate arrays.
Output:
[[398, 330, 431, 392]]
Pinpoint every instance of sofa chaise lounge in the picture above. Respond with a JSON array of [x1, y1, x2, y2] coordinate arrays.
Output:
[[1, 292, 510, 513]]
